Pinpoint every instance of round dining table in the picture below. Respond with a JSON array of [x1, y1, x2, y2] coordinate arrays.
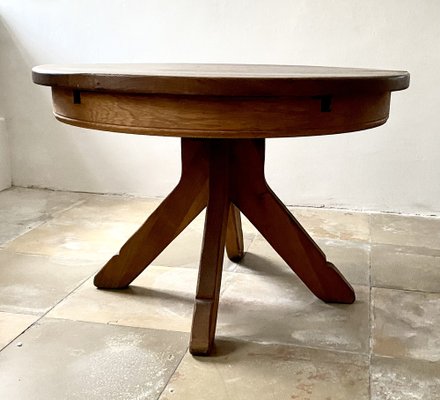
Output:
[[32, 63, 409, 355]]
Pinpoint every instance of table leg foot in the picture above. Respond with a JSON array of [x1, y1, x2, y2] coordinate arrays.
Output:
[[230, 139, 355, 304], [190, 141, 230, 355], [94, 139, 209, 289], [225, 204, 245, 262]]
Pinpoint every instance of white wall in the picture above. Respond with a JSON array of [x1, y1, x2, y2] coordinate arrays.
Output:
[[0, 11, 11, 190], [0, 1, 439, 215], [0, 117, 11, 190]]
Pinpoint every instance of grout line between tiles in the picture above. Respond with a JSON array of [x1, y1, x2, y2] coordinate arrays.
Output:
[[156, 348, 189, 400], [370, 353, 440, 364], [370, 285, 440, 296], [216, 335, 371, 358], [0, 196, 89, 250], [219, 231, 258, 294], [49, 197, 90, 218], [0, 219, 49, 249], [0, 195, 103, 349], [0, 266, 100, 353], [0, 313, 38, 352]]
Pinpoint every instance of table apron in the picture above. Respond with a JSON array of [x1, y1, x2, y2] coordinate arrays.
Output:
[[51, 88, 391, 138]]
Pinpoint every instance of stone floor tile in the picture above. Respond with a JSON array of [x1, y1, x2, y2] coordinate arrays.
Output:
[[160, 340, 369, 400], [289, 206, 370, 242], [152, 227, 204, 268], [188, 210, 258, 236], [0, 187, 87, 224], [53, 194, 161, 225], [0, 250, 101, 315], [370, 213, 440, 250], [0, 318, 188, 400], [57, 194, 259, 236], [317, 238, 370, 286], [237, 235, 369, 286], [371, 244, 440, 292], [47, 266, 203, 333], [4, 188, 440, 400], [5, 219, 139, 262], [154, 227, 254, 272], [4, 195, 251, 270], [232, 235, 290, 276], [372, 287, 440, 362], [218, 271, 369, 353], [0, 311, 38, 349], [0, 187, 86, 245], [0, 224, 33, 248], [371, 355, 440, 400]]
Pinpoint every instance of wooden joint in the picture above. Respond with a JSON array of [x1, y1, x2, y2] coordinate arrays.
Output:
[[313, 95, 332, 112], [320, 95, 332, 112], [73, 90, 81, 104]]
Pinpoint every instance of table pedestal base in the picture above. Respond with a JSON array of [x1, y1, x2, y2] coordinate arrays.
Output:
[[94, 138, 355, 355]]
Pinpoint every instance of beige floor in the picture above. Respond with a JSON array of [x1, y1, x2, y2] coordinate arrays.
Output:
[[0, 187, 439, 399]]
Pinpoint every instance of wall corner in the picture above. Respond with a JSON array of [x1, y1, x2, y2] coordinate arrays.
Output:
[[0, 117, 12, 190]]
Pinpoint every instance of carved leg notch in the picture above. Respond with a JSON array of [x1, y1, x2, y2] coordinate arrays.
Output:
[[190, 141, 231, 355], [230, 139, 355, 304]]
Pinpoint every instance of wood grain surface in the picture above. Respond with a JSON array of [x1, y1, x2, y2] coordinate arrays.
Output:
[[33, 63, 409, 96], [51, 88, 391, 138]]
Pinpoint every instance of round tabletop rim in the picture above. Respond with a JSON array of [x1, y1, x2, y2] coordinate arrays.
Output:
[[32, 63, 410, 97]]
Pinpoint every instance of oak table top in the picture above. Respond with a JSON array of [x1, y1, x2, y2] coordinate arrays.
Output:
[[33, 63, 409, 139], [33, 63, 409, 355], [32, 63, 409, 96]]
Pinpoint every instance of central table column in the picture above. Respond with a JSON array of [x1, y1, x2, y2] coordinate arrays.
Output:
[[94, 138, 355, 355]]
